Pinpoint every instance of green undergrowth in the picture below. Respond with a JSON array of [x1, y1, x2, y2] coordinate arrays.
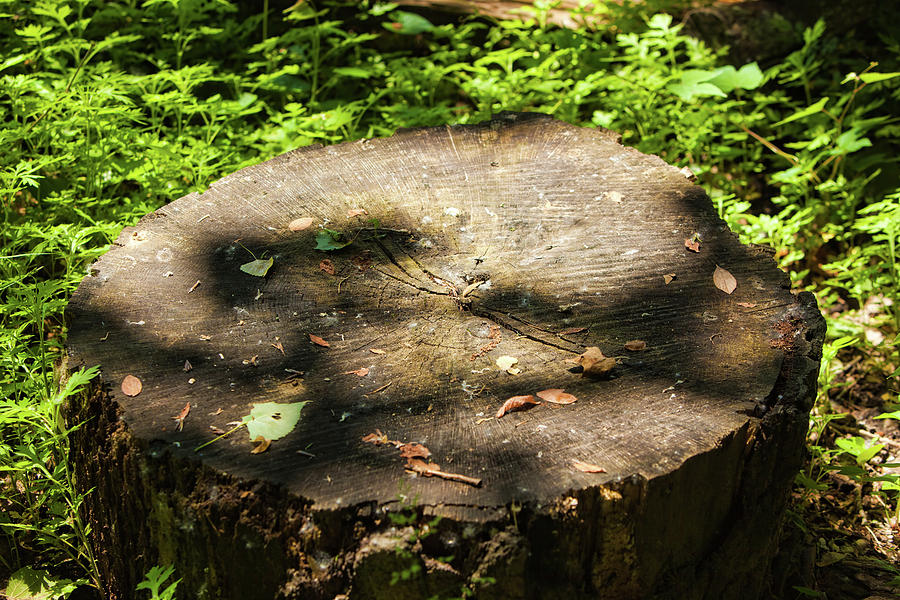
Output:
[[1, 0, 899, 596]]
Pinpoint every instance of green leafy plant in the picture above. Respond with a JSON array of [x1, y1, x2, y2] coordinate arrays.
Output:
[[2, 566, 78, 600], [834, 436, 884, 466], [315, 228, 353, 251], [136, 565, 180, 600]]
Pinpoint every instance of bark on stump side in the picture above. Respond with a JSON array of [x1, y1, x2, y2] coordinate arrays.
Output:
[[65, 112, 824, 600]]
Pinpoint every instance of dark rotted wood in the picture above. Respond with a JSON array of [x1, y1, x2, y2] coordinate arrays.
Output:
[[65, 112, 824, 600]]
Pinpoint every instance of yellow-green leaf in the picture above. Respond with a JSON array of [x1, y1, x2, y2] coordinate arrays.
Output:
[[240, 257, 274, 277], [242, 401, 308, 441]]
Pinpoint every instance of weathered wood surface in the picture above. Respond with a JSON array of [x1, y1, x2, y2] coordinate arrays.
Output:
[[65, 112, 824, 599]]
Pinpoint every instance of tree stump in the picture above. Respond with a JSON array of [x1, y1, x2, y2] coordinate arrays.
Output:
[[65, 112, 824, 600]]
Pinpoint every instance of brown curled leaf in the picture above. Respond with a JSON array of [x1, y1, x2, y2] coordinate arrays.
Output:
[[347, 208, 368, 218], [361, 430, 389, 445], [399, 442, 431, 460], [495, 395, 540, 418], [250, 435, 271, 454], [343, 367, 369, 377], [172, 402, 191, 432], [572, 459, 606, 473], [309, 334, 330, 347], [663, 273, 676, 285], [319, 259, 335, 275], [684, 233, 701, 253], [576, 347, 616, 377]]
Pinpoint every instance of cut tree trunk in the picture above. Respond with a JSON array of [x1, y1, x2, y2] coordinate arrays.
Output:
[[65, 112, 824, 600]]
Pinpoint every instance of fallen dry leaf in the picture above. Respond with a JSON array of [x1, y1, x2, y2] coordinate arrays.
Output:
[[361, 430, 390, 445], [209, 425, 226, 435], [399, 442, 431, 460], [309, 334, 330, 347], [343, 367, 370, 377], [172, 402, 191, 432], [121, 375, 142, 396], [496, 395, 540, 418], [559, 327, 586, 335], [250, 435, 271, 454], [183, 360, 192, 372], [684, 237, 701, 253], [319, 259, 335, 275], [369, 348, 387, 355], [352, 251, 373, 271], [271, 341, 285, 355], [576, 347, 616, 377], [365, 433, 481, 486], [624, 340, 647, 351], [496, 355, 520, 374], [713, 265, 738, 294], [572, 459, 606, 473], [288, 217, 314, 231], [663, 273, 676, 285], [737, 302, 758, 308], [536, 389, 577, 405], [347, 208, 368, 218]]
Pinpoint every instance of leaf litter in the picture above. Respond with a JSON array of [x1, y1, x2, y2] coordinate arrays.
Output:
[[309, 334, 330, 347], [194, 401, 308, 453], [172, 402, 190, 432], [496, 355, 521, 375], [288, 217, 314, 231], [250, 436, 271, 454], [240, 257, 274, 277], [121, 375, 142, 396], [495, 395, 540, 418], [575, 347, 616, 377], [315, 229, 352, 251], [713, 265, 738, 294], [362, 430, 482, 487], [624, 340, 647, 351], [536, 389, 577, 405], [572, 459, 606, 473], [319, 259, 335, 275], [684, 232, 701, 253]]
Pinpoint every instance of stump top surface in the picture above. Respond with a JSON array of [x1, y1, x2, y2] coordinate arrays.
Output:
[[67, 113, 802, 515]]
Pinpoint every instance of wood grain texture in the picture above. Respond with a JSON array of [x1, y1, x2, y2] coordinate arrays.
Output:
[[65, 112, 824, 599]]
